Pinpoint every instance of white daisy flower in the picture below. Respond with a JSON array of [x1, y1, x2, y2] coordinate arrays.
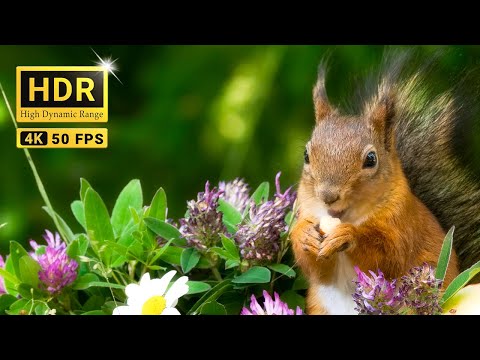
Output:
[[113, 270, 189, 315]]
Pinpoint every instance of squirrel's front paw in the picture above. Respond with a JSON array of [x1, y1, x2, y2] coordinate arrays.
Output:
[[317, 223, 357, 260], [291, 216, 324, 257]]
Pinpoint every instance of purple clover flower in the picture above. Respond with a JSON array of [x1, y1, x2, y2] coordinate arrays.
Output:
[[235, 172, 296, 263], [30, 230, 78, 294], [241, 290, 303, 315], [353, 266, 402, 315], [179, 181, 227, 252], [0, 255, 6, 295], [353, 263, 443, 315], [218, 178, 250, 213], [400, 263, 443, 315]]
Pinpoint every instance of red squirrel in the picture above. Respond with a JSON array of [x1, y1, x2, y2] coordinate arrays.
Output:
[[290, 61, 460, 315]]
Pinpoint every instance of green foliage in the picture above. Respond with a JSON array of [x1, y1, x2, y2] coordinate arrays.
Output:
[[232, 266, 271, 284], [147, 188, 167, 220], [186, 281, 211, 295], [198, 301, 227, 315], [268, 264, 296, 278], [441, 260, 480, 305], [251, 182, 270, 206], [84, 188, 116, 267], [144, 217, 185, 246], [71, 200, 86, 230], [111, 179, 143, 237], [435, 226, 454, 282], [181, 248, 201, 273], [218, 199, 242, 233], [0, 175, 303, 315]]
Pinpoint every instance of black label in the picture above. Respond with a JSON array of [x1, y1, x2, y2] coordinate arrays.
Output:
[[19, 131, 48, 146]]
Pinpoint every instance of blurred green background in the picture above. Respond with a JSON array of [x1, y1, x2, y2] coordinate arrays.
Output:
[[1, 45, 480, 253]]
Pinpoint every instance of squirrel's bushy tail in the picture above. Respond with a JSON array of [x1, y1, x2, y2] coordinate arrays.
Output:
[[376, 50, 480, 270]]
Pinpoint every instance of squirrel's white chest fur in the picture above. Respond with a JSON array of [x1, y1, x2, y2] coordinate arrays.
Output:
[[312, 206, 358, 315], [315, 253, 357, 315]]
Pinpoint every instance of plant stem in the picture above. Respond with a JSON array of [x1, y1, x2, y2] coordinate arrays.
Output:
[[207, 255, 223, 281], [211, 266, 223, 282], [111, 270, 125, 287], [0, 83, 69, 243]]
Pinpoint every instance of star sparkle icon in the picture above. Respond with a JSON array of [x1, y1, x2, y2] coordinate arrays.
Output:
[[91, 48, 123, 85]]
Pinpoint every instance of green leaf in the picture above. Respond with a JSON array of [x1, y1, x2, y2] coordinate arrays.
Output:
[[68, 234, 89, 258], [436, 226, 454, 281], [111, 180, 143, 237], [5, 299, 31, 315], [441, 260, 480, 305], [9, 241, 29, 279], [0, 223, 7, 230], [87, 282, 125, 290], [232, 266, 271, 284], [71, 200, 86, 229], [284, 210, 294, 228], [42, 207, 75, 244], [84, 188, 115, 266], [76, 234, 88, 255], [80, 178, 92, 202], [188, 279, 233, 315], [147, 265, 165, 271], [34, 245, 46, 256], [218, 291, 245, 315], [81, 310, 106, 315], [0, 294, 17, 314], [34, 303, 50, 315], [3, 256, 19, 296], [82, 295, 105, 311], [218, 199, 242, 225], [158, 246, 182, 266], [186, 281, 212, 295], [197, 256, 211, 269], [210, 247, 236, 261], [223, 220, 238, 235], [127, 233, 144, 259], [220, 234, 240, 261], [18, 256, 41, 287], [225, 259, 239, 270], [110, 223, 140, 266], [144, 217, 185, 246], [104, 241, 131, 263], [251, 182, 269, 206], [66, 240, 79, 259], [0, 267, 20, 286], [150, 238, 175, 264], [16, 283, 43, 299], [292, 274, 308, 290], [268, 264, 296, 278], [280, 290, 305, 312], [199, 301, 227, 315], [72, 273, 100, 290], [148, 187, 167, 220], [181, 248, 201, 273], [158, 246, 210, 269], [101, 301, 118, 315], [130, 206, 141, 224]]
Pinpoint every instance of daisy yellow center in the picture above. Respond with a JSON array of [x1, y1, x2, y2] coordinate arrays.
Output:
[[142, 296, 166, 315]]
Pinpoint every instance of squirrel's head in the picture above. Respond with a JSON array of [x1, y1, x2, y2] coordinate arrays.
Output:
[[301, 66, 399, 220]]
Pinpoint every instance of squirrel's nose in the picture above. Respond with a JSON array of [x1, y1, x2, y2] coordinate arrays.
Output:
[[321, 190, 339, 205]]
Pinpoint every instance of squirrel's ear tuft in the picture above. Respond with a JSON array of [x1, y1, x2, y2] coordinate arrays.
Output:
[[368, 91, 396, 151], [313, 64, 333, 122]]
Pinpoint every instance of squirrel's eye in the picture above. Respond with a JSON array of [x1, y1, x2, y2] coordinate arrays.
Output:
[[304, 148, 310, 164], [363, 151, 377, 168]]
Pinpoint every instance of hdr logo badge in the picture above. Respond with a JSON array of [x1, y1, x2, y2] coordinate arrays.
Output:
[[16, 66, 108, 122]]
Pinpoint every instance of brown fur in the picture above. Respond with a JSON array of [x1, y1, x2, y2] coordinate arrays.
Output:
[[290, 65, 460, 314]]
